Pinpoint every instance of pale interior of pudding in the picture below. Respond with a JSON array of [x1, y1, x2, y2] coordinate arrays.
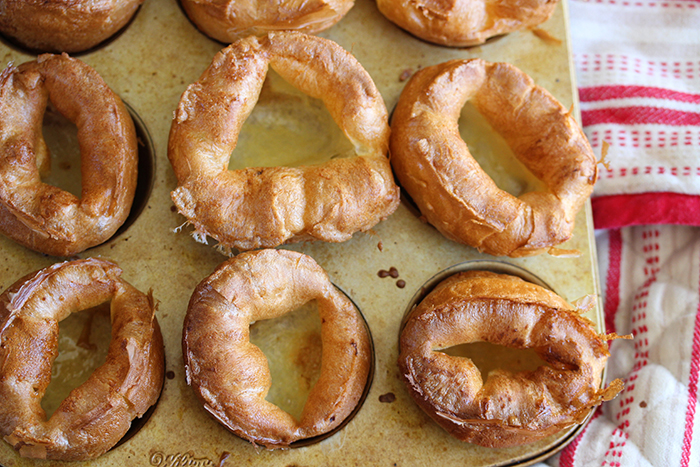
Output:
[[41, 303, 111, 418], [228, 70, 356, 171], [439, 341, 550, 382], [40, 105, 82, 198], [249, 300, 323, 422], [459, 102, 546, 198]]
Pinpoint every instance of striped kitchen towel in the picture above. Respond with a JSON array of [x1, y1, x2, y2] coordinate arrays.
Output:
[[545, 226, 700, 466], [569, 0, 700, 229], [533, 1, 700, 466]]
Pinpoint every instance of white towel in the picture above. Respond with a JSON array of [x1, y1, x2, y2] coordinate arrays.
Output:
[[538, 1, 700, 465]]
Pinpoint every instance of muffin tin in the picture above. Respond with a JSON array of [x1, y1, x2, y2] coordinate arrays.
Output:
[[0, 0, 603, 465]]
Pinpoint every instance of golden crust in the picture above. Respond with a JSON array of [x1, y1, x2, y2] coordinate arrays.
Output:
[[390, 59, 597, 257], [398, 270, 622, 448], [181, 0, 354, 43], [168, 32, 399, 251], [0, 258, 164, 461], [376, 0, 558, 47], [0, 54, 138, 257], [182, 249, 371, 448], [0, 0, 144, 53]]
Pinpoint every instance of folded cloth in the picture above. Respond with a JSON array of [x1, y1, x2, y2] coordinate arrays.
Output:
[[533, 1, 700, 466], [568, 0, 700, 229], [539, 226, 700, 466]]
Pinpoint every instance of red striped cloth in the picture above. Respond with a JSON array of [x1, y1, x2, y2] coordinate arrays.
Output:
[[569, 0, 700, 229], [548, 227, 700, 467], [536, 0, 700, 466]]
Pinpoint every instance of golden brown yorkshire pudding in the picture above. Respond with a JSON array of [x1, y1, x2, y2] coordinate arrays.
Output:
[[376, 0, 558, 47], [183, 249, 372, 448], [0, 258, 164, 461], [0, 0, 144, 53], [390, 59, 597, 257], [398, 270, 623, 448], [168, 32, 399, 252], [181, 0, 355, 43], [0, 54, 138, 257]]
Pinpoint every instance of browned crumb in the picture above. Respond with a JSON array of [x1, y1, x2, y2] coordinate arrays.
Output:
[[378, 267, 399, 278]]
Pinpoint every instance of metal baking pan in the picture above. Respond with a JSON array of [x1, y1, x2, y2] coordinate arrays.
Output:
[[0, 0, 603, 465]]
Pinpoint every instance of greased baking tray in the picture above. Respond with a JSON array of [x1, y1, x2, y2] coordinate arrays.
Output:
[[0, 0, 603, 465]]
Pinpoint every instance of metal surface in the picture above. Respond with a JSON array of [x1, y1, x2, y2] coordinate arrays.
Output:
[[0, 0, 603, 465]]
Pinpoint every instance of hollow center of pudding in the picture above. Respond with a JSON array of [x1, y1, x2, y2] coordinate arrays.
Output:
[[41, 302, 111, 418], [40, 105, 82, 198], [249, 300, 323, 422], [439, 341, 550, 382], [458, 102, 545, 197], [228, 70, 355, 171]]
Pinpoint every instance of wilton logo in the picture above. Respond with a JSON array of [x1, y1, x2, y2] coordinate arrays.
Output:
[[150, 451, 215, 467]]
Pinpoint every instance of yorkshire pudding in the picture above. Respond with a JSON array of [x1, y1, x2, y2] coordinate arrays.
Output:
[[398, 270, 623, 448], [0, 54, 138, 257], [181, 0, 354, 43], [376, 0, 558, 47], [390, 59, 597, 257], [0, 0, 144, 53], [169, 32, 399, 251], [0, 258, 164, 460], [183, 249, 371, 448]]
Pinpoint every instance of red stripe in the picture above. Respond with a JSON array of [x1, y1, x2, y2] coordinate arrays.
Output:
[[559, 408, 603, 467], [573, 0, 700, 7], [558, 230, 621, 466], [680, 253, 700, 466], [582, 107, 700, 126], [592, 192, 700, 229], [604, 229, 622, 336], [580, 86, 700, 104]]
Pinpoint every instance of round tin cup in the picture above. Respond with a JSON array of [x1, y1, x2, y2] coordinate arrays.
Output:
[[112, 101, 157, 240]]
